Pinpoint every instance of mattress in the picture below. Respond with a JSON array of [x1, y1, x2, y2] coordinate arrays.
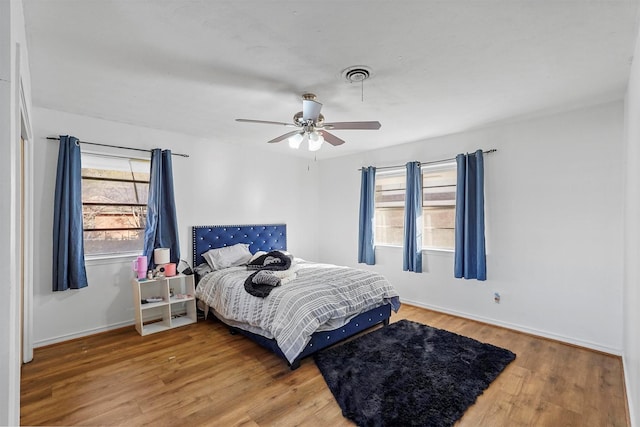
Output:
[[195, 259, 400, 363]]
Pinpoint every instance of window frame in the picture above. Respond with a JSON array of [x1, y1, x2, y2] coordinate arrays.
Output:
[[373, 161, 457, 252], [80, 151, 150, 260]]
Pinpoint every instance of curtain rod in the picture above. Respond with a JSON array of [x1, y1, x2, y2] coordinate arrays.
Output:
[[46, 136, 189, 158], [358, 149, 497, 171]]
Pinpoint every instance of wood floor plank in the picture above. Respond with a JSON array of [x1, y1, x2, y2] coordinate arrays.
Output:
[[21, 304, 629, 426]]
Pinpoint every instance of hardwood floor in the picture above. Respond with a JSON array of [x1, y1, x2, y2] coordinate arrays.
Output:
[[21, 304, 629, 426]]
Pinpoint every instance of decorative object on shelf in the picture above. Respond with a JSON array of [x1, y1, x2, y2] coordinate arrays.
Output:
[[153, 266, 165, 278], [153, 248, 175, 277], [132, 255, 147, 279], [141, 296, 164, 304], [164, 262, 176, 277], [154, 247, 170, 264]]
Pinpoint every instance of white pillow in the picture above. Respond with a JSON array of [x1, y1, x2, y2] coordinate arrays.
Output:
[[202, 243, 252, 270]]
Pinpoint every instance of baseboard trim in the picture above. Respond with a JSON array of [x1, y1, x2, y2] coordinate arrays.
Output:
[[622, 354, 635, 427], [33, 300, 623, 355], [401, 298, 622, 356], [33, 320, 135, 349]]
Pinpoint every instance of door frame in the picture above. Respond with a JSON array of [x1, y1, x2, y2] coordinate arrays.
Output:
[[19, 74, 33, 364]]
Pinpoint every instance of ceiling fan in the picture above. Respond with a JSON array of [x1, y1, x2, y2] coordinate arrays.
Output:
[[235, 93, 381, 151]]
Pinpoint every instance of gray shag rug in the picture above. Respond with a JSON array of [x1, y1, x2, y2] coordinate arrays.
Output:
[[314, 319, 516, 427]]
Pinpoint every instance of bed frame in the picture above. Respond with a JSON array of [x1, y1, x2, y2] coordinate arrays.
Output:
[[192, 224, 392, 369]]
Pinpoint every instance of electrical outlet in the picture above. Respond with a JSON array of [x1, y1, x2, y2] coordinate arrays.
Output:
[[494, 292, 501, 303]]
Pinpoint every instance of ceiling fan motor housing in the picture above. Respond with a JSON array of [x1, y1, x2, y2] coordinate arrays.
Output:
[[294, 111, 324, 127]]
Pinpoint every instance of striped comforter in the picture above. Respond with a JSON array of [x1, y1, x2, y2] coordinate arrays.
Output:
[[195, 259, 400, 363]]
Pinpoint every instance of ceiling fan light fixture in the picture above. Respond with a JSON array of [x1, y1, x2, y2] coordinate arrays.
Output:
[[308, 131, 324, 151], [288, 132, 303, 149]]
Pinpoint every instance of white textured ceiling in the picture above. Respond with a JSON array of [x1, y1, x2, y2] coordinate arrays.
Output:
[[23, 0, 639, 159]]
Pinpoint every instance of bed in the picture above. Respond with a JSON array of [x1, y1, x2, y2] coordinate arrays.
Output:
[[192, 224, 400, 369]]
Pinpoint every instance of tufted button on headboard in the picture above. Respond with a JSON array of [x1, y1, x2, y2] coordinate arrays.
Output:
[[192, 224, 287, 267]]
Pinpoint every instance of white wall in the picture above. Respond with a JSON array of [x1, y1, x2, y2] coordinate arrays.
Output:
[[31, 108, 319, 346], [623, 23, 640, 426], [317, 101, 625, 354]]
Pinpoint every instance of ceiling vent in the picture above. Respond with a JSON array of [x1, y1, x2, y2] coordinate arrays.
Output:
[[342, 66, 372, 83]]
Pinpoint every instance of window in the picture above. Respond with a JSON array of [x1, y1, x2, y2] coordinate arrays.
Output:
[[374, 162, 457, 250], [81, 153, 150, 256], [422, 164, 457, 250], [375, 171, 405, 246]]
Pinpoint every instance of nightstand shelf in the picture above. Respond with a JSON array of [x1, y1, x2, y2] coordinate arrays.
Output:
[[132, 274, 196, 336]]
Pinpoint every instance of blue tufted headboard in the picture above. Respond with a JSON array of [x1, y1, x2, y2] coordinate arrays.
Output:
[[192, 224, 287, 267]]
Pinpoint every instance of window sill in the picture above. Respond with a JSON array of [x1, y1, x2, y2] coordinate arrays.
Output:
[[375, 244, 454, 254], [85, 253, 140, 266]]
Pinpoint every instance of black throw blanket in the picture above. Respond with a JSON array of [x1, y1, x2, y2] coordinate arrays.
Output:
[[245, 251, 292, 297], [246, 251, 292, 271]]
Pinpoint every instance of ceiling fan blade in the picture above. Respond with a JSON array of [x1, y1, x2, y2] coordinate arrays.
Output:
[[268, 130, 302, 144], [319, 130, 346, 146], [323, 121, 382, 130], [236, 119, 297, 127], [302, 99, 323, 121]]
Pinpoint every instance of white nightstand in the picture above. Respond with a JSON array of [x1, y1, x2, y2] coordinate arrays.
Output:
[[131, 273, 197, 335]]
